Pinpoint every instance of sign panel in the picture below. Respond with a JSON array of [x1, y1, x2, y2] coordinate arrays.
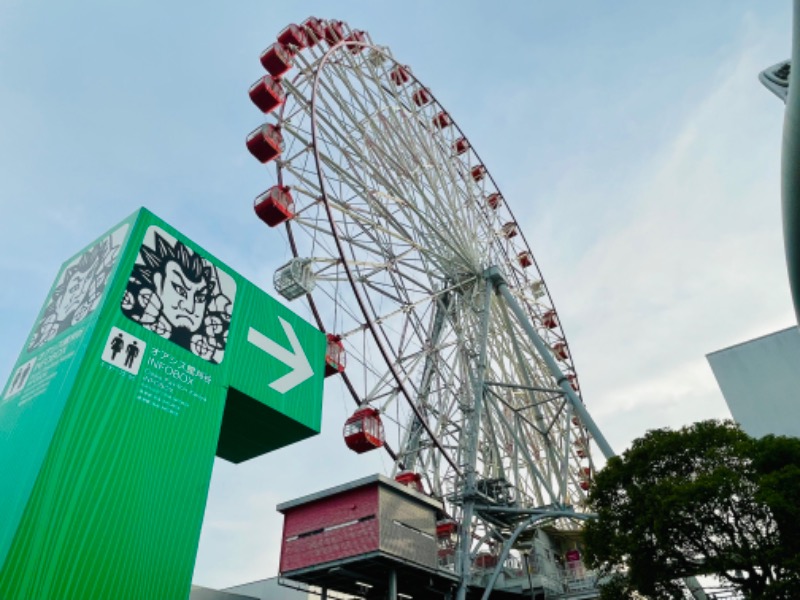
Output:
[[0, 208, 325, 599]]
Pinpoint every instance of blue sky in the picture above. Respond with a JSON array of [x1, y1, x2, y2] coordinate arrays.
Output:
[[0, 1, 795, 590]]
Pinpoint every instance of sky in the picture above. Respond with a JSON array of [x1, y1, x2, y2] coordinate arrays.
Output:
[[0, 0, 796, 591]]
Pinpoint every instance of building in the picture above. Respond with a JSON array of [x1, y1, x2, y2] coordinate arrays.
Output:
[[707, 326, 800, 438]]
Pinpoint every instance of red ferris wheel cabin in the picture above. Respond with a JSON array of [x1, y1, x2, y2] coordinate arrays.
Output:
[[324, 20, 345, 44], [277, 23, 309, 49], [343, 407, 384, 454], [412, 87, 432, 106], [432, 111, 452, 129], [452, 137, 470, 155], [390, 65, 411, 86], [302, 17, 325, 46], [254, 185, 294, 227], [246, 124, 283, 164], [324, 334, 346, 377], [260, 43, 293, 78], [248, 75, 285, 115], [344, 30, 366, 53]]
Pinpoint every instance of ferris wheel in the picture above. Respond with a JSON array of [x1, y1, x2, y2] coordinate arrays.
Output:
[[246, 17, 614, 598]]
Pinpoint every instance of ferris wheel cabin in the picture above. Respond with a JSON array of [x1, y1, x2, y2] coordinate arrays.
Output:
[[343, 407, 384, 453], [394, 470, 424, 493], [453, 137, 470, 155], [248, 75, 285, 115], [324, 334, 346, 377], [517, 251, 533, 268], [246, 124, 283, 164], [552, 341, 569, 361], [260, 43, 293, 78], [277, 23, 309, 49], [301, 17, 325, 46], [566, 373, 579, 391], [471, 165, 487, 182], [542, 309, 559, 329], [502, 221, 519, 238], [324, 20, 345, 44], [433, 111, 453, 129], [486, 192, 503, 210], [390, 65, 411, 86], [254, 185, 294, 227], [344, 30, 366, 53], [412, 87, 432, 106], [273, 258, 316, 301]]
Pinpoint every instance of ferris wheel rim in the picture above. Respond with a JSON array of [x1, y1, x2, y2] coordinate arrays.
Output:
[[269, 25, 595, 504]]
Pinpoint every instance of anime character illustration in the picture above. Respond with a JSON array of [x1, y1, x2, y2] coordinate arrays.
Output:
[[121, 227, 236, 364], [28, 225, 128, 352]]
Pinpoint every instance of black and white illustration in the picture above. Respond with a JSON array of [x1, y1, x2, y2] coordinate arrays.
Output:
[[3, 357, 37, 401], [28, 224, 129, 352], [120, 226, 236, 364], [101, 327, 146, 375]]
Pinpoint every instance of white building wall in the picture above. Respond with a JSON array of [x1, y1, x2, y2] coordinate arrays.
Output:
[[707, 326, 800, 439]]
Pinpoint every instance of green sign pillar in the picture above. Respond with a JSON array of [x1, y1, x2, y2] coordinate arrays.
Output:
[[0, 209, 325, 599]]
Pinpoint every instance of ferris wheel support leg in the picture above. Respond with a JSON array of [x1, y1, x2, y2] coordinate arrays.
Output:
[[488, 268, 710, 599], [485, 267, 616, 460], [456, 278, 495, 600]]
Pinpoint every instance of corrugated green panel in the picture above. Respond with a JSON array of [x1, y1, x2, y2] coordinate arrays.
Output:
[[0, 208, 327, 599], [0, 215, 135, 572]]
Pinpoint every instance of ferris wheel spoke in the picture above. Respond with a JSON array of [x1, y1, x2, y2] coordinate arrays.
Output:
[[318, 58, 478, 246]]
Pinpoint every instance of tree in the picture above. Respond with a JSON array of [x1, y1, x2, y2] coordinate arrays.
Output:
[[583, 420, 800, 599]]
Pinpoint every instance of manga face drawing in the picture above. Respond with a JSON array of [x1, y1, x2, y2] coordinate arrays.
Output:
[[28, 225, 129, 352], [121, 227, 236, 364]]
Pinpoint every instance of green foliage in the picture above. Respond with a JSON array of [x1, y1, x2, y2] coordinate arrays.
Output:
[[584, 420, 800, 599]]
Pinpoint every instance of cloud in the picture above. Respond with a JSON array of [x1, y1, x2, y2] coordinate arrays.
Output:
[[528, 27, 794, 453]]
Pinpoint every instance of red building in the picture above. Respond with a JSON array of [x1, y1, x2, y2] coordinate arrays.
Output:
[[277, 474, 458, 598]]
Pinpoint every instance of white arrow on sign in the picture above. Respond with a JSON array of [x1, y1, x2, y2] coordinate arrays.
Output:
[[246, 317, 313, 394]]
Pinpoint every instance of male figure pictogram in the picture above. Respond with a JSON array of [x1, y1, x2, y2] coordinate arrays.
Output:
[[124, 341, 140, 368]]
